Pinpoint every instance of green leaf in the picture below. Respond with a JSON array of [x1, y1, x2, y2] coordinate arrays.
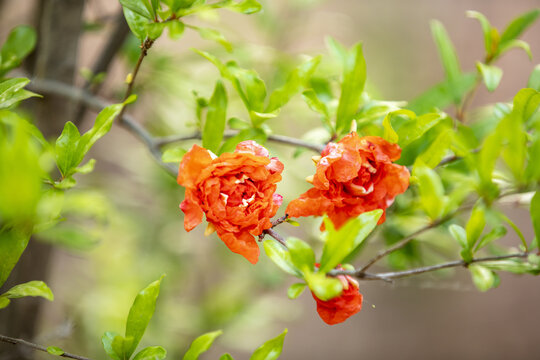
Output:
[[287, 237, 315, 274], [79, 103, 124, 158], [167, 20, 185, 40], [38, 224, 100, 251], [0, 227, 31, 288], [2, 280, 54, 301], [498, 212, 527, 251], [227, 117, 250, 130], [220, 354, 235, 360], [417, 128, 452, 168], [413, 161, 447, 220], [194, 26, 232, 52], [466, 11, 495, 56], [336, 42, 367, 134], [46, 346, 65, 356], [466, 204, 485, 249], [263, 240, 302, 277], [430, 20, 462, 102], [498, 39, 533, 59], [528, 64, 540, 91], [112, 335, 135, 360], [476, 62, 502, 92], [120, 0, 153, 19], [202, 80, 227, 153], [124, 275, 165, 359], [287, 283, 306, 300], [133, 346, 167, 360], [476, 130, 502, 191], [183, 330, 223, 360], [0, 26, 37, 76], [382, 112, 399, 143], [145, 22, 166, 40], [0, 78, 40, 109], [224, 0, 262, 14], [304, 271, 343, 301], [449, 224, 468, 250], [531, 191, 540, 248], [123, 6, 150, 40], [512, 88, 540, 124], [481, 260, 538, 274], [470, 264, 497, 292], [102, 331, 121, 360], [407, 72, 476, 114], [475, 226, 507, 251], [266, 56, 321, 112], [249, 329, 287, 360], [0, 297, 10, 309], [75, 159, 96, 174], [162, 147, 187, 163], [55, 121, 82, 177], [318, 210, 382, 274], [302, 89, 330, 119], [325, 36, 347, 64], [499, 9, 540, 45], [397, 112, 443, 148]]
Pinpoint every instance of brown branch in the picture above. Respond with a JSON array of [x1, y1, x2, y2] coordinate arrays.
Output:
[[154, 132, 326, 153], [0, 334, 92, 360], [330, 252, 533, 281]]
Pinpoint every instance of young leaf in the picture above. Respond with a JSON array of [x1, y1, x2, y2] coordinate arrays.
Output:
[[102, 331, 121, 360], [417, 128, 452, 168], [122, 6, 150, 40], [224, 0, 262, 14], [133, 346, 167, 360], [120, 0, 153, 19], [449, 224, 468, 250], [0, 78, 40, 109], [266, 56, 321, 112], [55, 121, 81, 177], [0, 297, 10, 309], [287, 237, 315, 273], [1, 280, 54, 301], [287, 283, 307, 300], [0, 25, 37, 76], [466, 204, 486, 249], [466, 11, 495, 56], [263, 240, 302, 277], [336, 42, 367, 134], [499, 9, 540, 45], [470, 264, 497, 292], [304, 271, 343, 301], [202, 80, 227, 153], [220, 354, 235, 360], [318, 210, 382, 274], [475, 226, 507, 251], [528, 64, 540, 91], [167, 20, 185, 40], [476, 62, 502, 92], [302, 89, 330, 119], [0, 228, 31, 288], [162, 147, 187, 163], [46, 346, 65, 356], [249, 329, 287, 360], [124, 275, 165, 359], [193, 26, 232, 52], [183, 330, 223, 360], [413, 161, 447, 220], [112, 335, 135, 359]]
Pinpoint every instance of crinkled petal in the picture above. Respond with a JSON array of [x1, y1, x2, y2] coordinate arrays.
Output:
[[235, 140, 269, 157], [361, 136, 402, 162], [313, 286, 363, 325], [178, 144, 213, 188], [179, 192, 204, 231], [286, 188, 332, 218], [218, 229, 260, 264]]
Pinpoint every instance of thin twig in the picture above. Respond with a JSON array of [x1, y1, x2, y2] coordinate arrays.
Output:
[[0, 334, 92, 360], [358, 213, 457, 272], [154, 132, 326, 153], [330, 252, 533, 281], [261, 228, 287, 247]]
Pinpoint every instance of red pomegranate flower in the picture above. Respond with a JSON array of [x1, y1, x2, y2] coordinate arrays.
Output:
[[312, 270, 363, 325], [177, 141, 284, 264], [286, 133, 409, 229]]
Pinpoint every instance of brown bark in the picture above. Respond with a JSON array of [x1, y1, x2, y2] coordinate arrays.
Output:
[[0, 1, 85, 359]]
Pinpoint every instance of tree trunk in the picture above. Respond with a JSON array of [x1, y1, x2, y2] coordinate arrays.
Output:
[[0, 1, 85, 359]]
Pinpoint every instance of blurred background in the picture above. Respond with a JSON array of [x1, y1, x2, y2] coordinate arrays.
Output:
[[0, 0, 539, 359]]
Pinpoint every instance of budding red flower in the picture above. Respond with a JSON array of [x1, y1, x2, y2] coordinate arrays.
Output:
[[177, 141, 284, 264], [312, 266, 363, 325], [286, 132, 410, 229]]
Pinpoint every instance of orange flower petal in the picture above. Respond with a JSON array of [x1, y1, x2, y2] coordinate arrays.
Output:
[[177, 144, 213, 188], [180, 192, 204, 232], [218, 229, 260, 264]]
